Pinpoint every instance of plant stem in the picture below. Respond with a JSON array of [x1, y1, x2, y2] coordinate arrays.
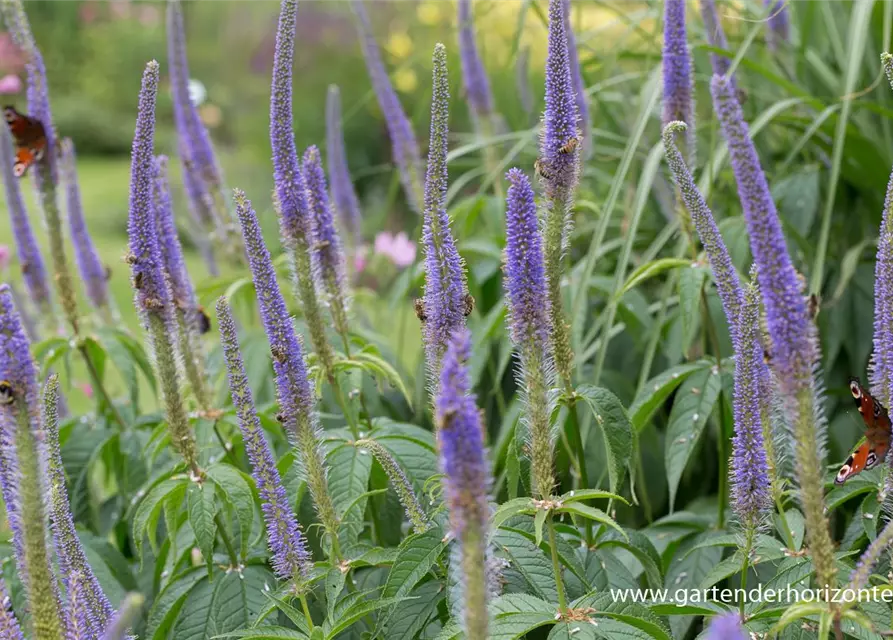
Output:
[[565, 398, 592, 544], [78, 344, 127, 429], [332, 378, 360, 439], [214, 512, 239, 567], [546, 513, 568, 614], [300, 594, 314, 630]]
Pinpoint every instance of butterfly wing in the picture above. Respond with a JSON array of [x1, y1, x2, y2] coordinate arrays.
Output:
[[837, 378, 893, 484], [4, 106, 46, 176]]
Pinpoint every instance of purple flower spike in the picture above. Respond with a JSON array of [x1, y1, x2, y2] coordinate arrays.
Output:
[[216, 297, 310, 580], [326, 85, 362, 245], [710, 74, 813, 390], [504, 169, 551, 350], [563, 0, 590, 159], [352, 0, 424, 213], [699, 0, 734, 81], [662, 0, 695, 155], [153, 156, 197, 314], [706, 612, 747, 640], [436, 328, 491, 640], [99, 594, 144, 640], [0, 121, 51, 313], [765, 0, 790, 50], [61, 139, 109, 310], [730, 277, 771, 532], [420, 44, 469, 385], [0, 579, 24, 640], [458, 0, 494, 120], [128, 61, 173, 325], [540, 0, 581, 202]]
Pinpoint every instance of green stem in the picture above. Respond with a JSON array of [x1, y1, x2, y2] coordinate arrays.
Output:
[[78, 344, 127, 429], [332, 379, 360, 440], [774, 494, 796, 550], [300, 594, 314, 630], [214, 511, 239, 567], [738, 532, 753, 616], [565, 399, 592, 544], [547, 514, 568, 613], [211, 419, 239, 467]]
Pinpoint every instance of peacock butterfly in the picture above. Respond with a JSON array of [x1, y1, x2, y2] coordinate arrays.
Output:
[[4, 106, 47, 177], [835, 377, 892, 484]]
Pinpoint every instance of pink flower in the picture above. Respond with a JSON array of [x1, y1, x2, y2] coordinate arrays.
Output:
[[353, 245, 369, 273], [374, 231, 416, 268], [78, 382, 94, 400], [0, 74, 22, 95], [0, 245, 9, 271]]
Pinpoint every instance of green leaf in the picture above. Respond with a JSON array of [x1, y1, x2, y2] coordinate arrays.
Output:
[[145, 568, 206, 639], [493, 528, 559, 602], [598, 530, 664, 590], [322, 596, 404, 639], [383, 580, 445, 640], [214, 628, 309, 640], [326, 442, 372, 550], [616, 258, 692, 298], [206, 463, 256, 558], [346, 351, 413, 409], [664, 367, 722, 510], [576, 385, 635, 494], [677, 264, 706, 357], [560, 489, 628, 505], [382, 527, 446, 600], [492, 497, 536, 532], [564, 591, 671, 640], [628, 361, 709, 431], [663, 533, 723, 638], [325, 567, 346, 621], [95, 328, 140, 409], [133, 477, 189, 560], [773, 165, 821, 237], [488, 594, 558, 640], [534, 508, 547, 547], [187, 481, 218, 569], [556, 503, 626, 540]]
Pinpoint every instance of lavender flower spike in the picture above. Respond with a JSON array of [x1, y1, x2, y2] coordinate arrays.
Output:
[[61, 138, 110, 312], [303, 146, 351, 343], [326, 85, 362, 246], [711, 73, 835, 588], [153, 155, 211, 410], [128, 61, 201, 477], [352, 0, 424, 213], [730, 275, 771, 536], [870, 53, 893, 407], [99, 594, 145, 640], [0, 286, 66, 638], [699, 0, 735, 82], [420, 44, 469, 389], [458, 0, 494, 122], [662, 0, 695, 157], [437, 329, 492, 640], [0, 579, 24, 640], [233, 190, 340, 550], [765, 0, 790, 51], [563, 0, 591, 159], [540, 0, 580, 393], [43, 375, 114, 635], [705, 612, 747, 640], [0, 120, 51, 315], [504, 168, 555, 499], [217, 297, 311, 580]]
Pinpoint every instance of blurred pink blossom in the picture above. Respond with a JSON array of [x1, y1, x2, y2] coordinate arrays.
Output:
[[0, 74, 21, 94], [0, 245, 9, 271], [374, 231, 416, 267], [79, 1, 99, 25], [353, 245, 368, 273], [0, 34, 25, 74], [78, 382, 94, 400]]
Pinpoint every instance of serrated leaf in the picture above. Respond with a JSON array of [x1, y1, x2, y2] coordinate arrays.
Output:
[[187, 481, 218, 569], [576, 385, 634, 494], [348, 351, 413, 409], [322, 596, 403, 639], [556, 503, 626, 540], [664, 367, 722, 510], [384, 580, 445, 640], [382, 527, 446, 600], [206, 463, 256, 558], [494, 528, 559, 602], [677, 264, 706, 357], [325, 567, 346, 620], [629, 361, 709, 431], [214, 629, 309, 640], [617, 258, 692, 298], [326, 443, 372, 550], [598, 530, 664, 590], [145, 568, 206, 639], [773, 165, 820, 237], [133, 477, 189, 560], [492, 498, 536, 532], [559, 489, 628, 505], [663, 533, 723, 638]]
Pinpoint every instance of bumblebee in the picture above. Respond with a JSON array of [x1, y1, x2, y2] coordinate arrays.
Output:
[[271, 346, 286, 362], [133, 271, 143, 290], [195, 306, 211, 335], [534, 158, 551, 180], [0, 380, 14, 406], [414, 298, 427, 324], [463, 293, 475, 317]]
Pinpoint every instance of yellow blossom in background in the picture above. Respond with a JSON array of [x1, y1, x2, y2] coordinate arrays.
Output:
[[387, 30, 413, 61], [416, 1, 441, 26], [394, 68, 418, 93]]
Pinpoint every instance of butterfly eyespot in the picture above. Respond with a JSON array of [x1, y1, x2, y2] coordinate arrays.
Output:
[[867, 453, 879, 468], [849, 378, 862, 399], [275, 413, 285, 423], [0, 380, 14, 405], [875, 402, 882, 419]]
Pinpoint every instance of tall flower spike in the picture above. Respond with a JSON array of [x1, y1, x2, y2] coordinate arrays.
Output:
[[61, 138, 110, 313], [270, 0, 336, 380], [216, 297, 311, 580], [352, 0, 424, 213], [705, 612, 747, 640], [457, 0, 494, 122], [870, 53, 893, 407], [356, 439, 429, 532], [540, 0, 580, 393], [303, 146, 350, 342], [437, 329, 492, 640], [167, 0, 239, 263], [43, 375, 113, 636], [0, 579, 24, 640], [504, 168, 555, 499], [711, 73, 835, 588], [765, 0, 790, 51], [730, 275, 771, 535], [699, 0, 735, 82], [2, 0, 79, 334], [563, 0, 591, 159], [326, 85, 362, 246], [420, 44, 469, 389], [99, 594, 145, 640], [233, 190, 340, 549], [128, 60, 201, 476], [0, 120, 51, 316], [0, 285, 66, 638], [153, 155, 211, 410], [662, 0, 695, 159]]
